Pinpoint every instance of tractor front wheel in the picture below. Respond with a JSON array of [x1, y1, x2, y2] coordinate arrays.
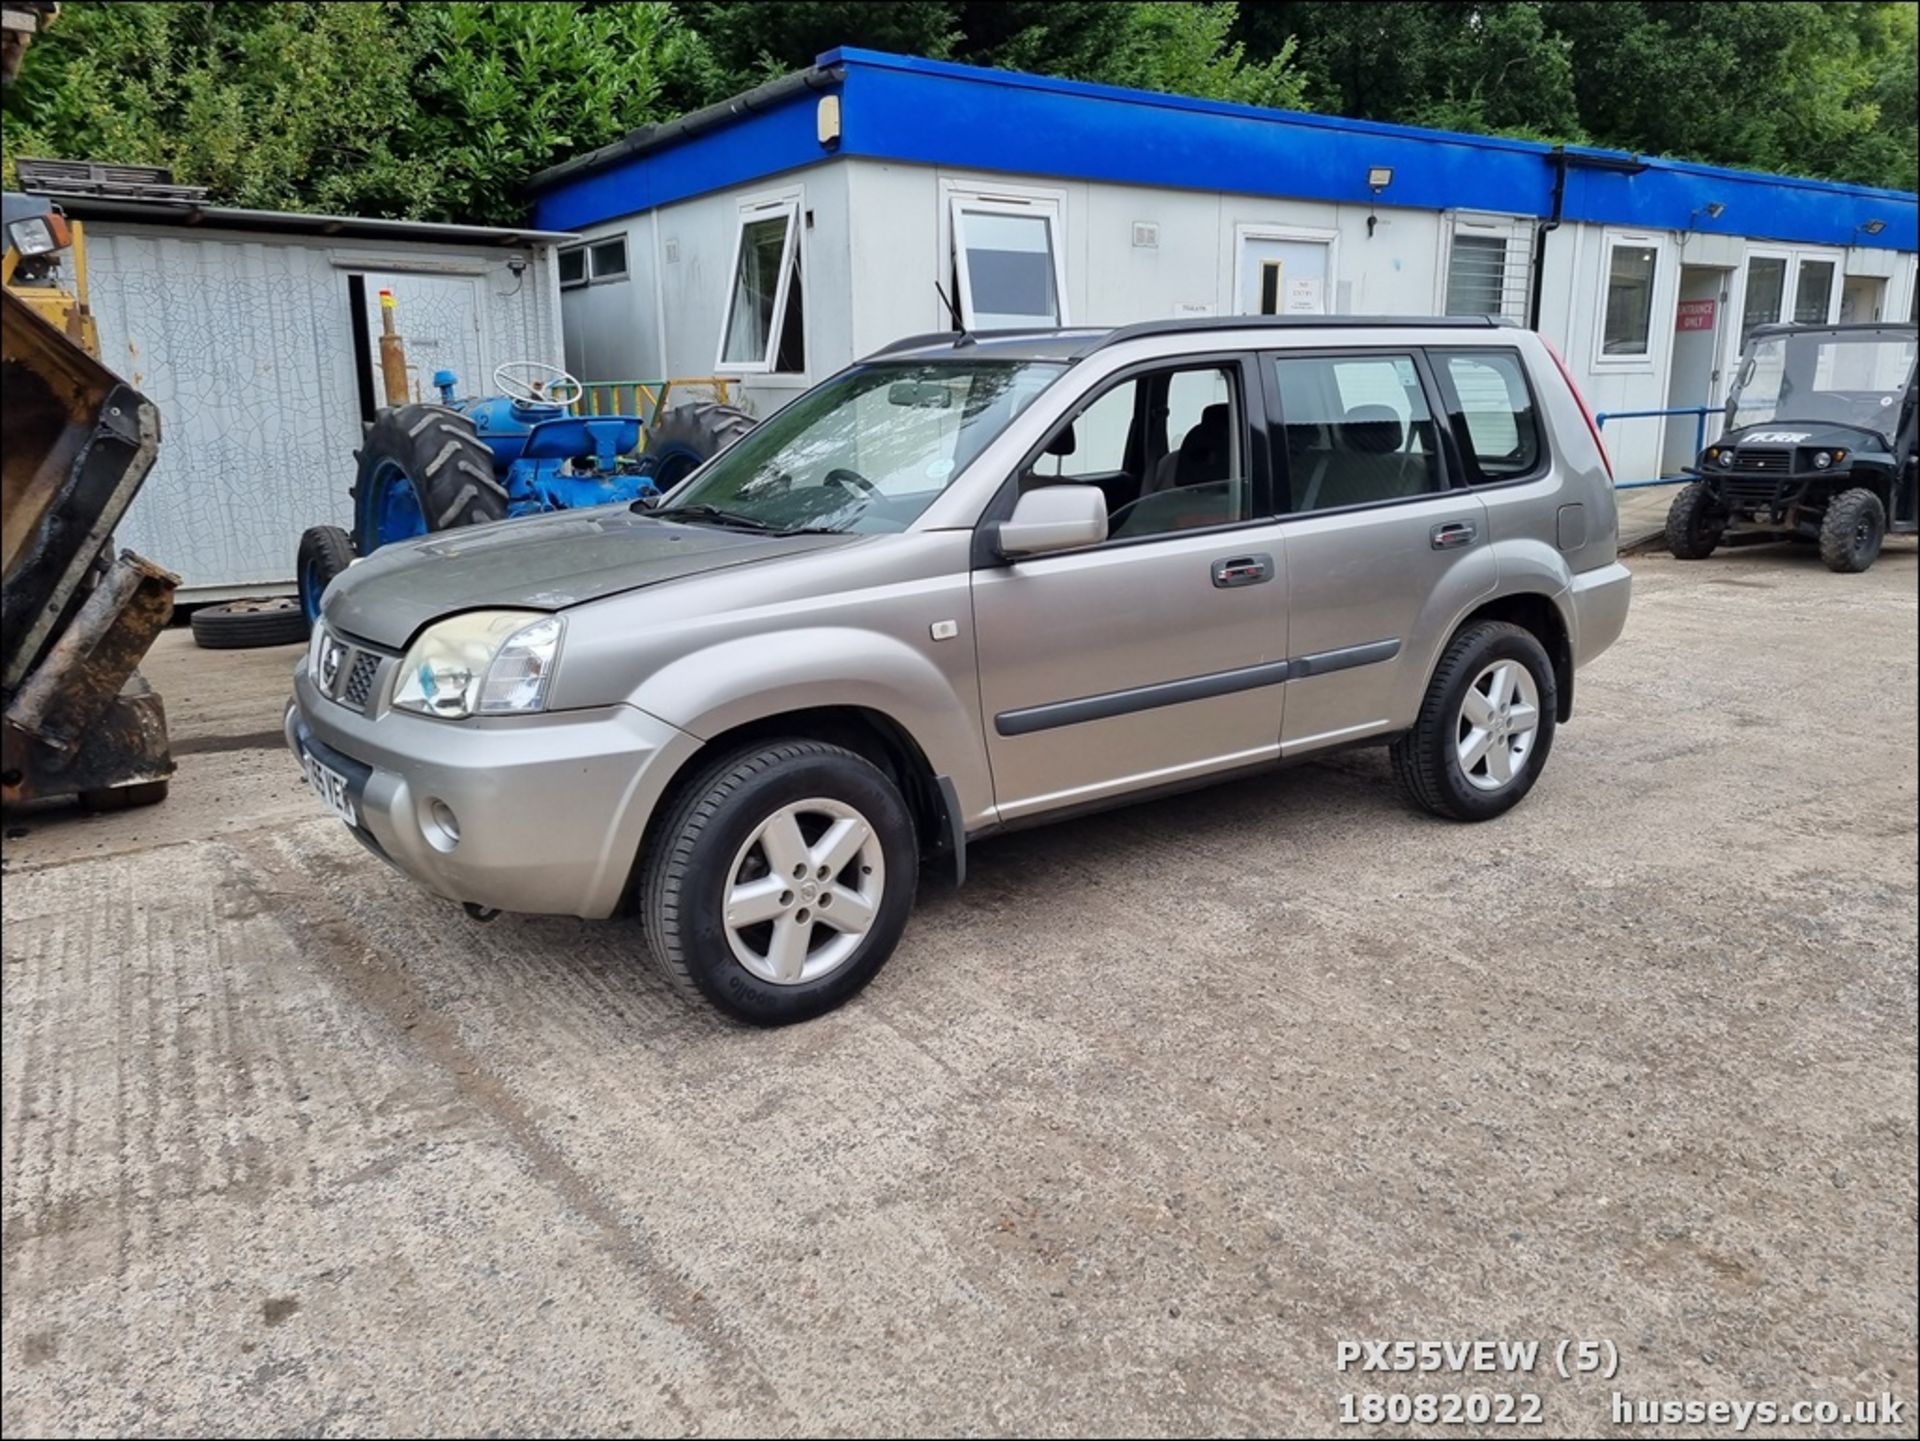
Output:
[[352, 404, 506, 554], [644, 401, 756, 491], [297, 525, 354, 628]]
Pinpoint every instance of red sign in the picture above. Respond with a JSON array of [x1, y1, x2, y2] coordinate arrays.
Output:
[[1676, 298, 1717, 331]]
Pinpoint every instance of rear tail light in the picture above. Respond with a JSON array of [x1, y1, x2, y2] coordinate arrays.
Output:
[[1540, 336, 1612, 481]]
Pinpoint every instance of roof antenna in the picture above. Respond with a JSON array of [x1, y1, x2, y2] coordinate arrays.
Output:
[[934, 279, 969, 342]]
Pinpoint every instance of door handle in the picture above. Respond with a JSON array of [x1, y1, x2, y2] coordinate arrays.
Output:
[[1430, 520, 1478, 550], [1211, 552, 1273, 588]]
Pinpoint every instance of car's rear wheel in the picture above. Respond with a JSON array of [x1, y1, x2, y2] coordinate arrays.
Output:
[[1391, 620, 1558, 822], [1665, 480, 1725, 560], [1818, 487, 1885, 573], [637, 740, 917, 1024]]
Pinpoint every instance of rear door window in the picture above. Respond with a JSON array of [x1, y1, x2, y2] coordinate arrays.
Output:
[[1430, 349, 1545, 484], [1271, 353, 1444, 513]]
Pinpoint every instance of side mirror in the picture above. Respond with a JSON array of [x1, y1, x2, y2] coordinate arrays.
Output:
[[996, 484, 1108, 559]]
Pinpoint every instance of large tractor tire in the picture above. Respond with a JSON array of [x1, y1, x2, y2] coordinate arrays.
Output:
[[297, 524, 355, 628], [644, 401, 756, 490], [353, 404, 506, 554]]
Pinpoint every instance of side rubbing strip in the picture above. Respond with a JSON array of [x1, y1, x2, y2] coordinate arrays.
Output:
[[1290, 638, 1401, 678], [996, 659, 1294, 737], [992, 638, 1402, 738]]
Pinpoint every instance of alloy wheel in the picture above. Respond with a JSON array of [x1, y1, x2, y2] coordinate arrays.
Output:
[[1456, 660, 1541, 792], [722, 798, 886, 985]]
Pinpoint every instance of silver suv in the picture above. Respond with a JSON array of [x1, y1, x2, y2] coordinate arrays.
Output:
[[288, 318, 1631, 1024]]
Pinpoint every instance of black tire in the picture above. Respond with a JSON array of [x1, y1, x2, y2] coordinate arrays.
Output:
[[1665, 480, 1725, 560], [189, 597, 309, 650], [1391, 620, 1558, 822], [353, 403, 506, 550], [643, 401, 756, 490], [296, 524, 354, 629], [1817, 487, 1886, 573], [637, 740, 918, 1025], [80, 779, 170, 812]]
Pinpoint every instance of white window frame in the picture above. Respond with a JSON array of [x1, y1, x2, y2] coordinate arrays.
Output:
[[1230, 222, 1340, 316], [1591, 230, 1666, 373], [587, 235, 629, 283], [715, 193, 803, 375], [943, 182, 1070, 330], [1438, 214, 1529, 323], [557, 245, 589, 290]]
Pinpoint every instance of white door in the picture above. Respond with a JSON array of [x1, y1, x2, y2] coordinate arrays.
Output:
[[1839, 275, 1886, 323], [1236, 232, 1333, 316], [358, 271, 489, 404], [1662, 266, 1731, 474]]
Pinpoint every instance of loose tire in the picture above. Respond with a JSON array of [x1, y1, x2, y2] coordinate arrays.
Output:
[[80, 779, 170, 812], [1391, 620, 1558, 822], [638, 740, 917, 1025], [1665, 480, 1725, 560], [1818, 487, 1886, 573], [296, 524, 355, 627], [189, 597, 310, 650], [353, 404, 506, 552], [643, 401, 756, 491]]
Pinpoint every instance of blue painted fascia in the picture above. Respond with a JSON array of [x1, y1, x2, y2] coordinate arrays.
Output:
[[531, 84, 840, 232], [532, 46, 1918, 254]]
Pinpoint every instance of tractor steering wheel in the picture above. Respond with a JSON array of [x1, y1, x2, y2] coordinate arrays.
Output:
[[493, 360, 584, 409]]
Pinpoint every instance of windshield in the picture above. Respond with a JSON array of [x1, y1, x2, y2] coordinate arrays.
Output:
[[660, 360, 1064, 533], [1728, 330, 1916, 434]]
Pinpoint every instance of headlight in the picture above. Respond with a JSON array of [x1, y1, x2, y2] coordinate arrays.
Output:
[[1718, 449, 1736, 468], [6, 215, 63, 257], [391, 611, 563, 719], [307, 617, 329, 677], [1812, 450, 1831, 469]]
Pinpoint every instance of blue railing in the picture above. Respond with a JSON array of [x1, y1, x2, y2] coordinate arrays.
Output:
[[1594, 404, 1717, 489]]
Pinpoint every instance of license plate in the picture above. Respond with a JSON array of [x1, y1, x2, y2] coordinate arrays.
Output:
[[301, 748, 360, 828]]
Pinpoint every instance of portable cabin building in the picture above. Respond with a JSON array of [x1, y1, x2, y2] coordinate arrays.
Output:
[[529, 47, 1918, 486], [17, 192, 574, 599]]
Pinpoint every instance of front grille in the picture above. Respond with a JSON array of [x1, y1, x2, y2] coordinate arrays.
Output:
[[1722, 475, 1786, 507], [316, 628, 392, 716], [1733, 448, 1792, 473], [342, 652, 380, 709]]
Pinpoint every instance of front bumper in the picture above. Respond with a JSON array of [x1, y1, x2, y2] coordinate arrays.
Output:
[[285, 660, 701, 918], [1569, 561, 1632, 669]]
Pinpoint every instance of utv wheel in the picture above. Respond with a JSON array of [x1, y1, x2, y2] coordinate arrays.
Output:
[[638, 740, 917, 1025], [1664, 480, 1725, 560], [1817, 488, 1886, 573], [1391, 621, 1557, 822], [353, 403, 506, 552]]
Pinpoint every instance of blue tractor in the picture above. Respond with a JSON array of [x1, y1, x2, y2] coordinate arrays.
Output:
[[296, 360, 754, 625]]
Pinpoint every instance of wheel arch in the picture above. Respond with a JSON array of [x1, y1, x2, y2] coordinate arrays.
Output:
[[1451, 590, 1576, 723], [622, 703, 965, 915]]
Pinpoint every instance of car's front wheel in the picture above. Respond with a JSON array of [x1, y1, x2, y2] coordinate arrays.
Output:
[[638, 740, 918, 1024], [1391, 620, 1558, 822]]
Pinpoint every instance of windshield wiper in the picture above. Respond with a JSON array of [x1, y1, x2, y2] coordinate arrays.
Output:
[[650, 503, 774, 532]]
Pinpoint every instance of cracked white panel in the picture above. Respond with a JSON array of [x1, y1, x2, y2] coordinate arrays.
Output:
[[83, 228, 562, 595]]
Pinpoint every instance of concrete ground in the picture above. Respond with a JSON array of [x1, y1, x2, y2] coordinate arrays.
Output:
[[3, 546, 1915, 1438]]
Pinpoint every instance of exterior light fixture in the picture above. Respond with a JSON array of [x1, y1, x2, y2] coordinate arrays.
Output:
[[1860, 218, 1887, 236], [1365, 166, 1393, 237], [1704, 201, 1726, 219]]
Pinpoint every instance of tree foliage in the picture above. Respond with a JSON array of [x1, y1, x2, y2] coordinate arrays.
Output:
[[2, 1, 1912, 227]]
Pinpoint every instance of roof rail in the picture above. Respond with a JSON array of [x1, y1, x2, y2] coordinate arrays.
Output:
[[866, 325, 1108, 357], [1091, 313, 1513, 352]]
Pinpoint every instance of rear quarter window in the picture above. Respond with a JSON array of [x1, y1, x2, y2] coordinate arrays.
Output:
[[1432, 349, 1545, 483]]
